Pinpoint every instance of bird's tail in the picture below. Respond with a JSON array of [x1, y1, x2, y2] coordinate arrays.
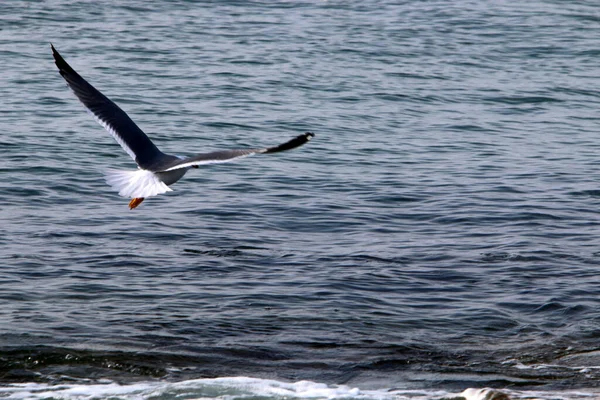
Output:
[[104, 169, 172, 198]]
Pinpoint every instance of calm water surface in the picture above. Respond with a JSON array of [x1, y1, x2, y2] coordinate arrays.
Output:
[[2, 1, 600, 399]]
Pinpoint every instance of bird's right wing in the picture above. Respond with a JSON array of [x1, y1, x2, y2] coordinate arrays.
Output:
[[51, 44, 165, 169], [160, 132, 314, 172]]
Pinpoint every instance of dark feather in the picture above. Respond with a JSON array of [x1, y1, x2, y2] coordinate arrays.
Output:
[[51, 44, 165, 169]]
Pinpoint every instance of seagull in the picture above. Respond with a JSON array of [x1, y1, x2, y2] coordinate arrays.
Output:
[[51, 44, 314, 209]]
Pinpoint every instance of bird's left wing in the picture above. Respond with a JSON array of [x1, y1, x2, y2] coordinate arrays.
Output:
[[160, 132, 314, 172], [51, 44, 165, 169]]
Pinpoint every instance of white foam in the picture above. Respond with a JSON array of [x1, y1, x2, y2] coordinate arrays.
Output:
[[0, 381, 160, 400], [0, 376, 598, 400]]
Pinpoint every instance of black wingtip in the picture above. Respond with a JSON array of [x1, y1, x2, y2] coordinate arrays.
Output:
[[51, 44, 79, 81], [51, 44, 63, 67], [50, 43, 60, 60], [264, 132, 315, 154]]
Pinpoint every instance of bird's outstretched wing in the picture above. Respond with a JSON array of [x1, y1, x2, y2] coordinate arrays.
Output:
[[160, 132, 314, 172], [51, 44, 165, 169]]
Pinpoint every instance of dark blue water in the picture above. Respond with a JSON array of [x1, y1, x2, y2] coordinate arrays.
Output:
[[2, 1, 600, 399]]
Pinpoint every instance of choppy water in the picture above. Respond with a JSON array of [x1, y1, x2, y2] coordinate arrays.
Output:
[[2, 1, 600, 399]]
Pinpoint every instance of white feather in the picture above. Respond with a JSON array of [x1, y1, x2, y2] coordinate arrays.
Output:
[[104, 169, 172, 198], [163, 153, 255, 172], [90, 111, 137, 161]]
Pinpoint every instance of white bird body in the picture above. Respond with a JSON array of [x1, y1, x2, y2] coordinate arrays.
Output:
[[104, 169, 177, 198]]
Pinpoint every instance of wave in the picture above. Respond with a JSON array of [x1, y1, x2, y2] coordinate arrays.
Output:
[[0, 376, 597, 400]]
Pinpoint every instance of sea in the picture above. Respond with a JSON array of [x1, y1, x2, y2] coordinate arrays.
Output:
[[2, 1, 600, 399]]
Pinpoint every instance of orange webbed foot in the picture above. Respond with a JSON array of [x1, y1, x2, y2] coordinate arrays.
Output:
[[129, 197, 145, 209]]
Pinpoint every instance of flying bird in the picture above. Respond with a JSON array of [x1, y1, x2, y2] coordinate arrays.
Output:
[[51, 44, 314, 209]]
